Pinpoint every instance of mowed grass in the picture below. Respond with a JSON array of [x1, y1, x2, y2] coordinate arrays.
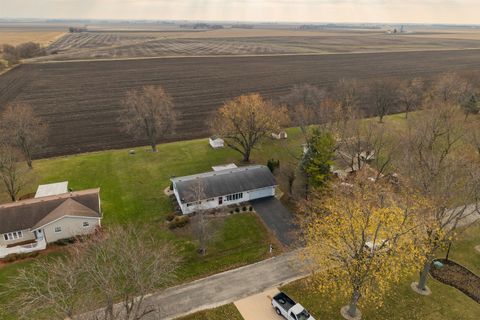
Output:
[[282, 222, 480, 320], [0, 129, 305, 312]]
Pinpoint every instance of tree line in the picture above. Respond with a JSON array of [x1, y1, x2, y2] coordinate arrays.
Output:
[[1, 42, 46, 69]]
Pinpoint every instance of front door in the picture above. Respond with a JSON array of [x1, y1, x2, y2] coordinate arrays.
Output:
[[218, 196, 223, 205], [34, 229, 44, 240]]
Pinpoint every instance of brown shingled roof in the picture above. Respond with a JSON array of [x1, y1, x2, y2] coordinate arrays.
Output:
[[0, 188, 101, 234]]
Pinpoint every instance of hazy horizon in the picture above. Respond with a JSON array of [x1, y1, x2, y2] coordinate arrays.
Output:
[[1, 1, 479, 25]]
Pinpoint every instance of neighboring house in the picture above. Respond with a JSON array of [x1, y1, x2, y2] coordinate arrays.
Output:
[[272, 131, 288, 140], [209, 135, 224, 149], [0, 188, 102, 259], [171, 165, 277, 214]]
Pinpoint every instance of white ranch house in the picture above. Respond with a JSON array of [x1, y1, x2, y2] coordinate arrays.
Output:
[[171, 165, 277, 214], [0, 185, 102, 259]]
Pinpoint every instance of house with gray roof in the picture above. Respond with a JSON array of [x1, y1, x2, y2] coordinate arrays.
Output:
[[0, 187, 101, 259], [171, 165, 277, 214]]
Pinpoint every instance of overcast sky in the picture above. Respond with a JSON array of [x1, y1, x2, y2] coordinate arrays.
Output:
[[1, 0, 479, 24]]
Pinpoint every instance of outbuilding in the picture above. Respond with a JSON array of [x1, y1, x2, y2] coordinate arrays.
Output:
[[209, 135, 224, 149], [171, 165, 277, 214]]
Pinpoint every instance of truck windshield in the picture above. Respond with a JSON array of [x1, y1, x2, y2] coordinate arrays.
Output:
[[297, 310, 311, 320]]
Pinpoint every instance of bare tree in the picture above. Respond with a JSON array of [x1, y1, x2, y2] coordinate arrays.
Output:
[[1, 246, 86, 320], [331, 78, 361, 117], [212, 93, 289, 162], [280, 84, 326, 137], [281, 161, 299, 197], [189, 180, 210, 255], [397, 104, 480, 293], [429, 72, 470, 105], [1, 226, 179, 320], [0, 144, 29, 201], [120, 85, 177, 152], [368, 79, 399, 123], [398, 77, 424, 118], [0, 102, 47, 169], [80, 226, 180, 320]]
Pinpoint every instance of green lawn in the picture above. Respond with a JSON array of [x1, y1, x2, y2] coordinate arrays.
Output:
[[282, 222, 480, 320], [0, 129, 305, 318]]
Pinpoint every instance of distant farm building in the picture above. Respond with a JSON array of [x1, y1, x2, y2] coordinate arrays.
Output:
[[209, 136, 224, 149], [171, 165, 277, 214]]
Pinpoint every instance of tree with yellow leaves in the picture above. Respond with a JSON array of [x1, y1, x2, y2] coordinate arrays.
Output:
[[302, 171, 422, 319], [212, 93, 289, 162]]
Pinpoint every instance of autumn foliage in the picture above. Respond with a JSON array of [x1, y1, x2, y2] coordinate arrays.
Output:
[[212, 93, 289, 162], [302, 172, 423, 318]]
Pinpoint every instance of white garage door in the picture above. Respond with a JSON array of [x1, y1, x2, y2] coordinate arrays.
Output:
[[249, 187, 274, 200]]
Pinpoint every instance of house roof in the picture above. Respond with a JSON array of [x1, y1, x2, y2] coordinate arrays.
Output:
[[171, 165, 276, 203], [32, 198, 100, 229], [0, 189, 101, 234], [35, 181, 69, 198]]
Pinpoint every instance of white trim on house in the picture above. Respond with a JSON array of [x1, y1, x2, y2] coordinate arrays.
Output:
[[171, 165, 277, 215]]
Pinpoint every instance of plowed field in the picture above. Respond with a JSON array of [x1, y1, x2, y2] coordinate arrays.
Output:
[[1, 49, 480, 158]]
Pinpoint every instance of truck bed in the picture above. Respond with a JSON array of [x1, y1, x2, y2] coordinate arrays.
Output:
[[273, 292, 295, 311]]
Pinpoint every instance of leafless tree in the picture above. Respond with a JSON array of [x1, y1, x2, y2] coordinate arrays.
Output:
[[80, 226, 180, 320], [0, 144, 29, 201], [280, 161, 299, 197], [0, 102, 47, 169], [428, 72, 470, 105], [1, 245, 86, 320], [331, 78, 361, 114], [368, 79, 399, 123], [397, 104, 480, 292], [280, 84, 326, 136], [2, 226, 180, 320], [398, 77, 424, 118], [189, 180, 210, 255], [120, 85, 177, 152], [2, 44, 18, 65]]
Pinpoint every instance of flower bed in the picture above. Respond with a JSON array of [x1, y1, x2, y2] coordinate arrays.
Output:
[[430, 259, 480, 303]]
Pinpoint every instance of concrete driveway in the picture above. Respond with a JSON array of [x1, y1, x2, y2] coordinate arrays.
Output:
[[234, 288, 280, 320], [252, 197, 300, 247]]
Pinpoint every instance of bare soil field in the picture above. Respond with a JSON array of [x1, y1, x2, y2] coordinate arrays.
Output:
[[1, 49, 480, 158], [35, 29, 480, 61]]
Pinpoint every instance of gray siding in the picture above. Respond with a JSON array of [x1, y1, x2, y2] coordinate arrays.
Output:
[[0, 229, 35, 247]]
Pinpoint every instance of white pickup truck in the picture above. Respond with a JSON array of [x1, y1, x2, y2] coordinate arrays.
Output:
[[271, 292, 315, 320]]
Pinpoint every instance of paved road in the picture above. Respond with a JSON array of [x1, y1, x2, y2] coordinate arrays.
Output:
[[252, 197, 300, 247], [85, 250, 305, 320]]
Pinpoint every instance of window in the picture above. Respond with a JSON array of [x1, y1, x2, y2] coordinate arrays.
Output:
[[3, 231, 23, 241], [54, 226, 62, 233], [226, 193, 243, 201], [83, 221, 90, 227]]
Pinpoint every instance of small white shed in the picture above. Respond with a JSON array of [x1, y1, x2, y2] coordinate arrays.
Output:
[[271, 131, 288, 140], [212, 163, 237, 171], [209, 136, 224, 149]]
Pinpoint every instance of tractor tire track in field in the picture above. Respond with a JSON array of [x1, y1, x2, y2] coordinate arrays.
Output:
[[1, 49, 480, 158]]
